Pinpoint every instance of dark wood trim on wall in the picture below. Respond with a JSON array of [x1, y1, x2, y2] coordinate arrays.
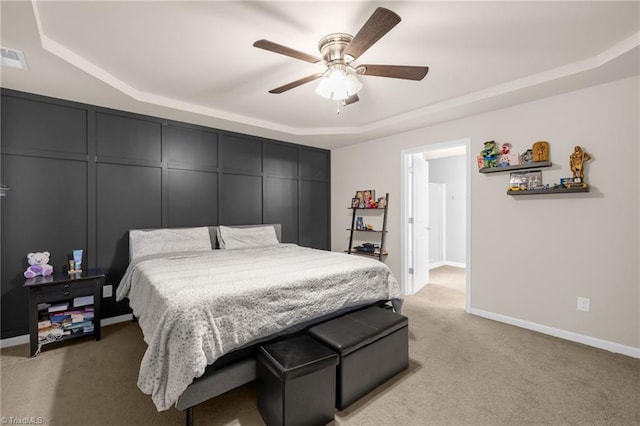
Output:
[[0, 88, 331, 339]]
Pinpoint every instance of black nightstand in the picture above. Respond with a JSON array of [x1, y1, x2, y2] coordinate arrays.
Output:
[[23, 268, 104, 357]]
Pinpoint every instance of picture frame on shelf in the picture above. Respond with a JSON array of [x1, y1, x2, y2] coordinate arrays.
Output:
[[351, 198, 360, 208]]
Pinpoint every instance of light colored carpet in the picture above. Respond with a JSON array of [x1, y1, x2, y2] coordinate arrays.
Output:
[[2, 266, 639, 425]]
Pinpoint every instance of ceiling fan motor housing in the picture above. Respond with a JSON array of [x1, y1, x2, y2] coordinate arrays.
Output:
[[318, 33, 354, 65]]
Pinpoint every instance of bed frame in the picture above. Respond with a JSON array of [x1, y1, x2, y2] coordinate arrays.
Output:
[[126, 224, 397, 426]]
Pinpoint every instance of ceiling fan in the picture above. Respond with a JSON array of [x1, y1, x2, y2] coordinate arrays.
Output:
[[253, 7, 429, 108]]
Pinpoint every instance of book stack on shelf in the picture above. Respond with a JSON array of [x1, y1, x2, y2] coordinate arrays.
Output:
[[37, 296, 95, 344]]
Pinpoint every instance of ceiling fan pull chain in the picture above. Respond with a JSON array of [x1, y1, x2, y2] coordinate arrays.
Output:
[[336, 99, 341, 115]]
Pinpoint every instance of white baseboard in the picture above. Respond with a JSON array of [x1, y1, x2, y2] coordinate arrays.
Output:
[[101, 313, 134, 327], [0, 313, 134, 349], [1, 334, 29, 348], [445, 261, 466, 268], [470, 308, 640, 359]]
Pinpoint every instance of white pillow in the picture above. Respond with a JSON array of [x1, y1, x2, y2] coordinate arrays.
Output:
[[129, 227, 212, 260], [217, 225, 279, 250]]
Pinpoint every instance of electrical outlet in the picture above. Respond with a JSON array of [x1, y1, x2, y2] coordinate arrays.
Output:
[[103, 285, 113, 298], [577, 297, 590, 312]]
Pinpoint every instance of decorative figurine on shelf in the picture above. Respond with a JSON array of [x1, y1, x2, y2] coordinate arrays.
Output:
[[24, 251, 53, 278], [532, 141, 550, 162], [480, 141, 499, 168], [481, 141, 498, 157], [377, 197, 387, 209], [569, 145, 591, 183], [356, 217, 364, 230], [496, 143, 508, 167], [520, 149, 533, 164]]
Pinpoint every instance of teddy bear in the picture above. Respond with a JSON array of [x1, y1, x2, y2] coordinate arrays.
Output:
[[24, 251, 54, 278]]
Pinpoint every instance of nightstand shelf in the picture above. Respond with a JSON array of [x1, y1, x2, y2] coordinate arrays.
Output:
[[24, 269, 104, 357]]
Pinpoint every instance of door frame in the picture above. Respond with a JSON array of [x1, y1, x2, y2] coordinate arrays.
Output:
[[400, 138, 472, 312]]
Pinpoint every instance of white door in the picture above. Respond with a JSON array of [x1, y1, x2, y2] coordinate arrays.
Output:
[[412, 154, 430, 293], [429, 183, 445, 266]]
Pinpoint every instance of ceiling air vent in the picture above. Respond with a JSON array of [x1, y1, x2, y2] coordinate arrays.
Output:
[[1, 47, 28, 70]]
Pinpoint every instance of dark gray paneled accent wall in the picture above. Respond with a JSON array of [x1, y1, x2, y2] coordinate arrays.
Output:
[[0, 89, 331, 339], [299, 180, 329, 249], [1, 155, 88, 335], [168, 169, 218, 227], [264, 177, 298, 244], [97, 112, 162, 162]]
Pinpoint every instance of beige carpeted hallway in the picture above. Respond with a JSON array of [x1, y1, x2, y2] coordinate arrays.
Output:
[[2, 266, 639, 425]]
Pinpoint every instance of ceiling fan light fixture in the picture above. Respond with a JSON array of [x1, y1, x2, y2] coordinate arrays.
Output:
[[315, 68, 362, 101], [254, 7, 427, 109]]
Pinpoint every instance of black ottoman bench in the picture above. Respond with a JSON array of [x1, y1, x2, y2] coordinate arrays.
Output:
[[308, 306, 409, 409], [257, 334, 339, 426]]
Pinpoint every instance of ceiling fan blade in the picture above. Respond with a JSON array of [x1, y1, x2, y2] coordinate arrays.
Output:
[[268, 73, 324, 94], [344, 94, 359, 105], [344, 7, 401, 61], [253, 39, 322, 64], [359, 65, 429, 81]]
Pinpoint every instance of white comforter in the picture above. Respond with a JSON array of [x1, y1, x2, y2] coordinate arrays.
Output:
[[116, 244, 401, 411]]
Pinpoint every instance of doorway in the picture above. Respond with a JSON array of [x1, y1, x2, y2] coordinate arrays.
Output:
[[401, 139, 471, 312], [429, 182, 445, 268]]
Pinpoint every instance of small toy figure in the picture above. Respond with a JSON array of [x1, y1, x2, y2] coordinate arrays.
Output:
[[24, 251, 53, 278], [480, 141, 499, 168], [483, 156, 497, 168], [501, 143, 512, 154], [569, 145, 591, 183], [480, 141, 498, 158], [532, 141, 550, 162], [498, 154, 511, 167]]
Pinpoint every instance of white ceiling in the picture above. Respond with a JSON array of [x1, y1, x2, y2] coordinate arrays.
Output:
[[1, 1, 638, 149]]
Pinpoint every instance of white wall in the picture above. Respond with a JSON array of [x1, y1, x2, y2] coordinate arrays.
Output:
[[331, 76, 639, 354], [428, 155, 467, 265]]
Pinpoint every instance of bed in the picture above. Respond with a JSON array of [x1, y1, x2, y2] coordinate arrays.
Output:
[[116, 224, 401, 424]]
